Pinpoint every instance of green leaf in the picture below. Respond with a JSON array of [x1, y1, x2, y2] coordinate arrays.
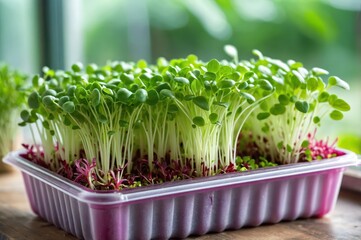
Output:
[[75, 87, 87, 100], [219, 65, 232, 76], [312, 67, 329, 76], [174, 77, 190, 85], [313, 116, 320, 124], [120, 73, 134, 85], [261, 123, 270, 133], [301, 140, 309, 148], [175, 92, 184, 100], [207, 59, 220, 73], [119, 120, 128, 127], [98, 114, 108, 123], [317, 78, 326, 91], [102, 87, 113, 95], [278, 94, 289, 105], [32, 75, 43, 88], [295, 101, 309, 113], [72, 125, 80, 130], [277, 141, 283, 149], [167, 66, 177, 75], [272, 75, 284, 85], [58, 96, 70, 106], [20, 110, 30, 122], [289, 61, 303, 69], [209, 113, 218, 123], [72, 62, 83, 72], [187, 54, 197, 63], [252, 49, 263, 59], [28, 91, 40, 109], [286, 144, 293, 153], [224, 45, 238, 61], [168, 104, 179, 113], [184, 95, 195, 101], [48, 113, 55, 120], [203, 72, 216, 81], [86, 63, 98, 74], [307, 77, 318, 91], [328, 94, 338, 105], [91, 88, 101, 106], [146, 89, 159, 105], [117, 88, 133, 103], [243, 71, 254, 80], [134, 89, 148, 103], [237, 82, 248, 90], [258, 65, 272, 76], [139, 72, 152, 82], [150, 75, 163, 86], [318, 92, 329, 102], [328, 76, 350, 90], [156, 82, 171, 92], [62, 101, 75, 113], [67, 85, 77, 96], [330, 110, 343, 120], [42, 89, 57, 97], [42, 95, 57, 111], [292, 70, 305, 84], [42, 120, 50, 129], [191, 78, 203, 93], [193, 96, 209, 111], [239, 92, 255, 103], [213, 101, 229, 108], [42, 66, 55, 77], [270, 104, 286, 115], [160, 89, 175, 98], [228, 72, 241, 80], [236, 106, 243, 115], [218, 79, 235, 89], [129, 83, 140, 92], [331, 98, 350, 112], [193, 116, 205, 127], [259, 79, 273, 91], [137, 59, 147, 69], [63, 116, 72, 126], [267, 58, 290, 72], [257, 112, 270, 120]]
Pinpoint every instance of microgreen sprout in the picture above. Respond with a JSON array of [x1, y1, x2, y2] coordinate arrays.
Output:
[[242, 52, 350, 164], [18, 46, 349, 189]]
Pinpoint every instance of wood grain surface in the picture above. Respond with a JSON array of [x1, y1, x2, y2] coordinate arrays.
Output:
[[0, 168, 360, 240]]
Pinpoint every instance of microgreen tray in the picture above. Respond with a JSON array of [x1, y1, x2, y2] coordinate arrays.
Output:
[[4, 150, 358, 240]]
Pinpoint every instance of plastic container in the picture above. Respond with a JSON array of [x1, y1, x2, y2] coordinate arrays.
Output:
[[4, 150, 358, 240]]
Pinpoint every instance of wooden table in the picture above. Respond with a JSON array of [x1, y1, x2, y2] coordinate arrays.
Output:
[[0, 169, 360, 240]]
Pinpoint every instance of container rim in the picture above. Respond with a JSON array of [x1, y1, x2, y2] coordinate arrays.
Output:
[[4, 149, 359, 205]]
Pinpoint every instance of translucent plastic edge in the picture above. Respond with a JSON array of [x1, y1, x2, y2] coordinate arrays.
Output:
[[3, 149, 359, 205]]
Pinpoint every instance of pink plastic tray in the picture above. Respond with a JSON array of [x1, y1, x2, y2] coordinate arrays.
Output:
[[4, 150, 358, 240]]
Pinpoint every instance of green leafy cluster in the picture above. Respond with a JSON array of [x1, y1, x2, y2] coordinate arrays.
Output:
[[19, 47, 274, 183], [19, 46, 350, 186], [235, 156, 278, 172], [243, 50, 350, 164], [0, 64, 27, 158]]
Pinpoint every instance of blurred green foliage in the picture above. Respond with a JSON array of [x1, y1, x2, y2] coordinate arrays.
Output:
[[338, 134, 361, 154], [84, 0, 361, 81], [0, 64, 27, 157]]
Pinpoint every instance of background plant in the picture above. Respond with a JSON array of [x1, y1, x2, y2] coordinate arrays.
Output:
[[0, 64, 27, 167]]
